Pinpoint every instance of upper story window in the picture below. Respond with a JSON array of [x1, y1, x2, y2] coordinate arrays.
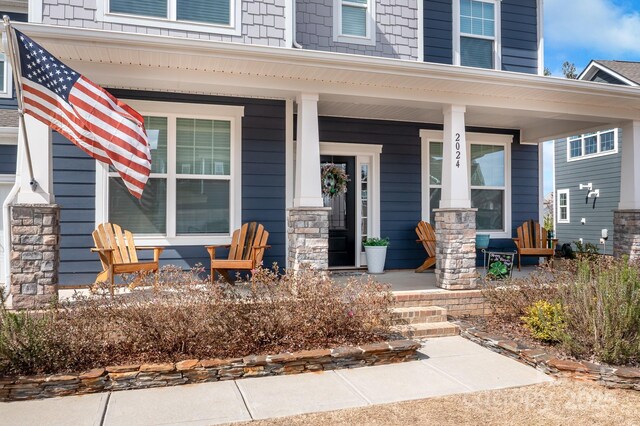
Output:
[[333, 0, 376, 46], [567, 129, 618, 162], [98, 0, 241, 35], [455, 0, 500, 69]]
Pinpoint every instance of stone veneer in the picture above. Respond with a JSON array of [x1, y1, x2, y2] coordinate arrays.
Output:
[[9, 204, 60, 309], [433, 208, 477, 290], [613, 210, 640, 259], [287, 207, 330, 271], [0, 339, 419, 401], [459, 323, 640, 392]]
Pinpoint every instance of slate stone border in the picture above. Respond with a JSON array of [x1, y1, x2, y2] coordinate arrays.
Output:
[[457, 322, 640, 391], [0, 339, 420, 401]]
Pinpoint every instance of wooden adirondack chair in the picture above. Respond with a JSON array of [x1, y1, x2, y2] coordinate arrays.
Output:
[[91, 223, 164, 295], [415, 221, 437, 273], [512, 220, 558, 271], [206, 222, 270, 284]]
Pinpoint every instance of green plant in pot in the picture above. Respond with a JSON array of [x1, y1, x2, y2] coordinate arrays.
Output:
[[363, 237, 390, 274]]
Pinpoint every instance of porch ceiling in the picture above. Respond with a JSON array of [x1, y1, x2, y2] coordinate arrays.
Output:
[[13, 22, 640, 142]]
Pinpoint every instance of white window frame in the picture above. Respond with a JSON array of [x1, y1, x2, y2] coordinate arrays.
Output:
[[421, 130, 512, 238], [333, 0, 376, 46], [318, 142, 382, 268], [453, 0, 501, 69], [95, 100, 244, 246], [556, 189, 570, 224], [0, 53, 13, 99], [96, 0, 242, 36], [566, 128, 618, 162]]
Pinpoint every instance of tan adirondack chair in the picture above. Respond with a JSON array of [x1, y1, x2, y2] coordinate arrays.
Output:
[[512, 220, 558, 271], [206, 222, 271, 284], [415, 221, 437, 272], [91, 223, 164, 295]]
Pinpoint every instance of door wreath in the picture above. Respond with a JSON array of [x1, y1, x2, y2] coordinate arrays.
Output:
[[321, 163, 350, 198]]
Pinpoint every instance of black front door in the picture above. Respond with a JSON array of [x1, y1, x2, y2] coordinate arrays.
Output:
[[321, 155, 356, 267]]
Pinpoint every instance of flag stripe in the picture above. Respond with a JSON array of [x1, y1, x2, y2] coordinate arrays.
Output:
[[14, 29, 151, 198]]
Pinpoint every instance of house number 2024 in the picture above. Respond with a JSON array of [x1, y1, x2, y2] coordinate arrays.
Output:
[[455, 133, 461, 168]]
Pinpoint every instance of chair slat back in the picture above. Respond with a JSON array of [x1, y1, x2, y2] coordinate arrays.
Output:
[[92, 223, 138, 266], [416, 221, 436, 257], [516, 220, 549, 249], [227, 222, 269, 263]]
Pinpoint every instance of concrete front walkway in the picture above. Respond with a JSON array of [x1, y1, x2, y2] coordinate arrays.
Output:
[[0, 337, 552, 426]]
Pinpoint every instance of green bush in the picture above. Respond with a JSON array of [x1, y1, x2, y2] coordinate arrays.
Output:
[[560, 257, 640, 365], [521, 300, 566, 343], [363, 237, 390, 246]]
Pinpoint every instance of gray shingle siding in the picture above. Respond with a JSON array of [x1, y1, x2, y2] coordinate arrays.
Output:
[[54, 91, 286, 285], [554, 133, 621, 255], [41, 0, 286, 47], [296, 0, 419, 60]]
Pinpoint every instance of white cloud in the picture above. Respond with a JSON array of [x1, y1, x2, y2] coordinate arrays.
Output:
[[545, 0, 640, 56]]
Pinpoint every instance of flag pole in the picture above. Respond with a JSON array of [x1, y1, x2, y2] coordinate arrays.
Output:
[[2, 16, 37, 191]]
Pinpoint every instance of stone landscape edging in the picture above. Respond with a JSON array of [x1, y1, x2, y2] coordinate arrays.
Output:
[[0, 339, 420, 401], [458, 322, 640, 391]]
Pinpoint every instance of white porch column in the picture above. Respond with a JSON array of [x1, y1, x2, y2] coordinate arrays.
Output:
[[294, 93, 323, 208], [15, 115, 54, 204], [614, 121, 640, 259], [434, 105, 477, 290], [440, 105, 470, 208], [288, 93, 329, 271]]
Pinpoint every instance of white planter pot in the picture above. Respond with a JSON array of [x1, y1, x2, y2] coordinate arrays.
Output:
[[365, 246, 388, 274]]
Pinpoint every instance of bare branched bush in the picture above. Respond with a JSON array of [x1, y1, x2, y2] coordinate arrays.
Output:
[[0, 265, 393, 376]]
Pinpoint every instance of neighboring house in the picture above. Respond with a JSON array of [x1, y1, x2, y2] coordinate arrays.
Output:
[[1, 0, 639, 297], [0, 3, 27, 288], [553, 60, 640, 255]]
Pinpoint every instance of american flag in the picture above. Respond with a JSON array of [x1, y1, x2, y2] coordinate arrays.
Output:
[[13, 29, 151, 198]]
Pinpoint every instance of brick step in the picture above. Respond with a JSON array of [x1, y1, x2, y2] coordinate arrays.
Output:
[[392, 322, 460, 339], [391, 306, 448, 325]]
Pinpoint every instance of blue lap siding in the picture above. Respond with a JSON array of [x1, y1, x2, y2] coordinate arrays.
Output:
[[54, 91, 286, 286], [0, 145, 16, 174], [424, 0, 453, 65], [319, 117, 539, 269]]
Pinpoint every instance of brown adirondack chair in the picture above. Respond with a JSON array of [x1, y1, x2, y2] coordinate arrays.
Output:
[[512, 220, 558, 271], [91, 223, 164, 295], [206, 222, 270, 284], [415, 221, 437, 272]]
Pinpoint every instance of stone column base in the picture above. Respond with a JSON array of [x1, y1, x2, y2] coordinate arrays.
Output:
[[613, 210, 640, 260], [9, 204, 60, 309], [287, 207, 330, 271], [434, 208, 477, 290]]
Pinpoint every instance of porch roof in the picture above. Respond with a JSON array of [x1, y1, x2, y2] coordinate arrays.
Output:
[[12, 22, 640, 142]]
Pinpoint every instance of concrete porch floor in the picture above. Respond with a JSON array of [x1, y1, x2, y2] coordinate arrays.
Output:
[[331, 266, 541, 293]]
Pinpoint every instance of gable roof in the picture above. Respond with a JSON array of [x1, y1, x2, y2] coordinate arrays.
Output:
[[578, 60, 640, 86]]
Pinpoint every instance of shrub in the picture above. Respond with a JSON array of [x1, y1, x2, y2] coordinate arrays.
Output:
[[0, 265, 393, 376], [521, 300, 566, 343], [560, 257, 640, 365]]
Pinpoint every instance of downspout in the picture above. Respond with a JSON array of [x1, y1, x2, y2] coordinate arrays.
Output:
[[291, 0, 302, 48], [2, 140, 21, 297]]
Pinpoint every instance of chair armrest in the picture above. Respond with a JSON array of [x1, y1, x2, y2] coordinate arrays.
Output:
[[512, 238, 521, 248], [91, 248, 113, 253], [137, 246, 165, 262], [205, 244, 232, 249], [251, 245, 271, 250], [136, 246, 164, 250]]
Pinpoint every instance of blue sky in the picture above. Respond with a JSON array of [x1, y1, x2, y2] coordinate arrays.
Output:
[[542, 0, 640, 195], [544, 0, 640, 76]]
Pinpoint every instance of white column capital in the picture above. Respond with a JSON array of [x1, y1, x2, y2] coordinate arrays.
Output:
[[443, 104, 466, 115], [297, 93, 319, 103]]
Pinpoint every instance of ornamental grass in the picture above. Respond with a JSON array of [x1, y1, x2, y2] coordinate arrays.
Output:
[[0, 265, 393, 376]]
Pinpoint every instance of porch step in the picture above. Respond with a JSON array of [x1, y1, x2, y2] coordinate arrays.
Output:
[[393, 322, 460, 339], [391, 306, 448, 325]]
